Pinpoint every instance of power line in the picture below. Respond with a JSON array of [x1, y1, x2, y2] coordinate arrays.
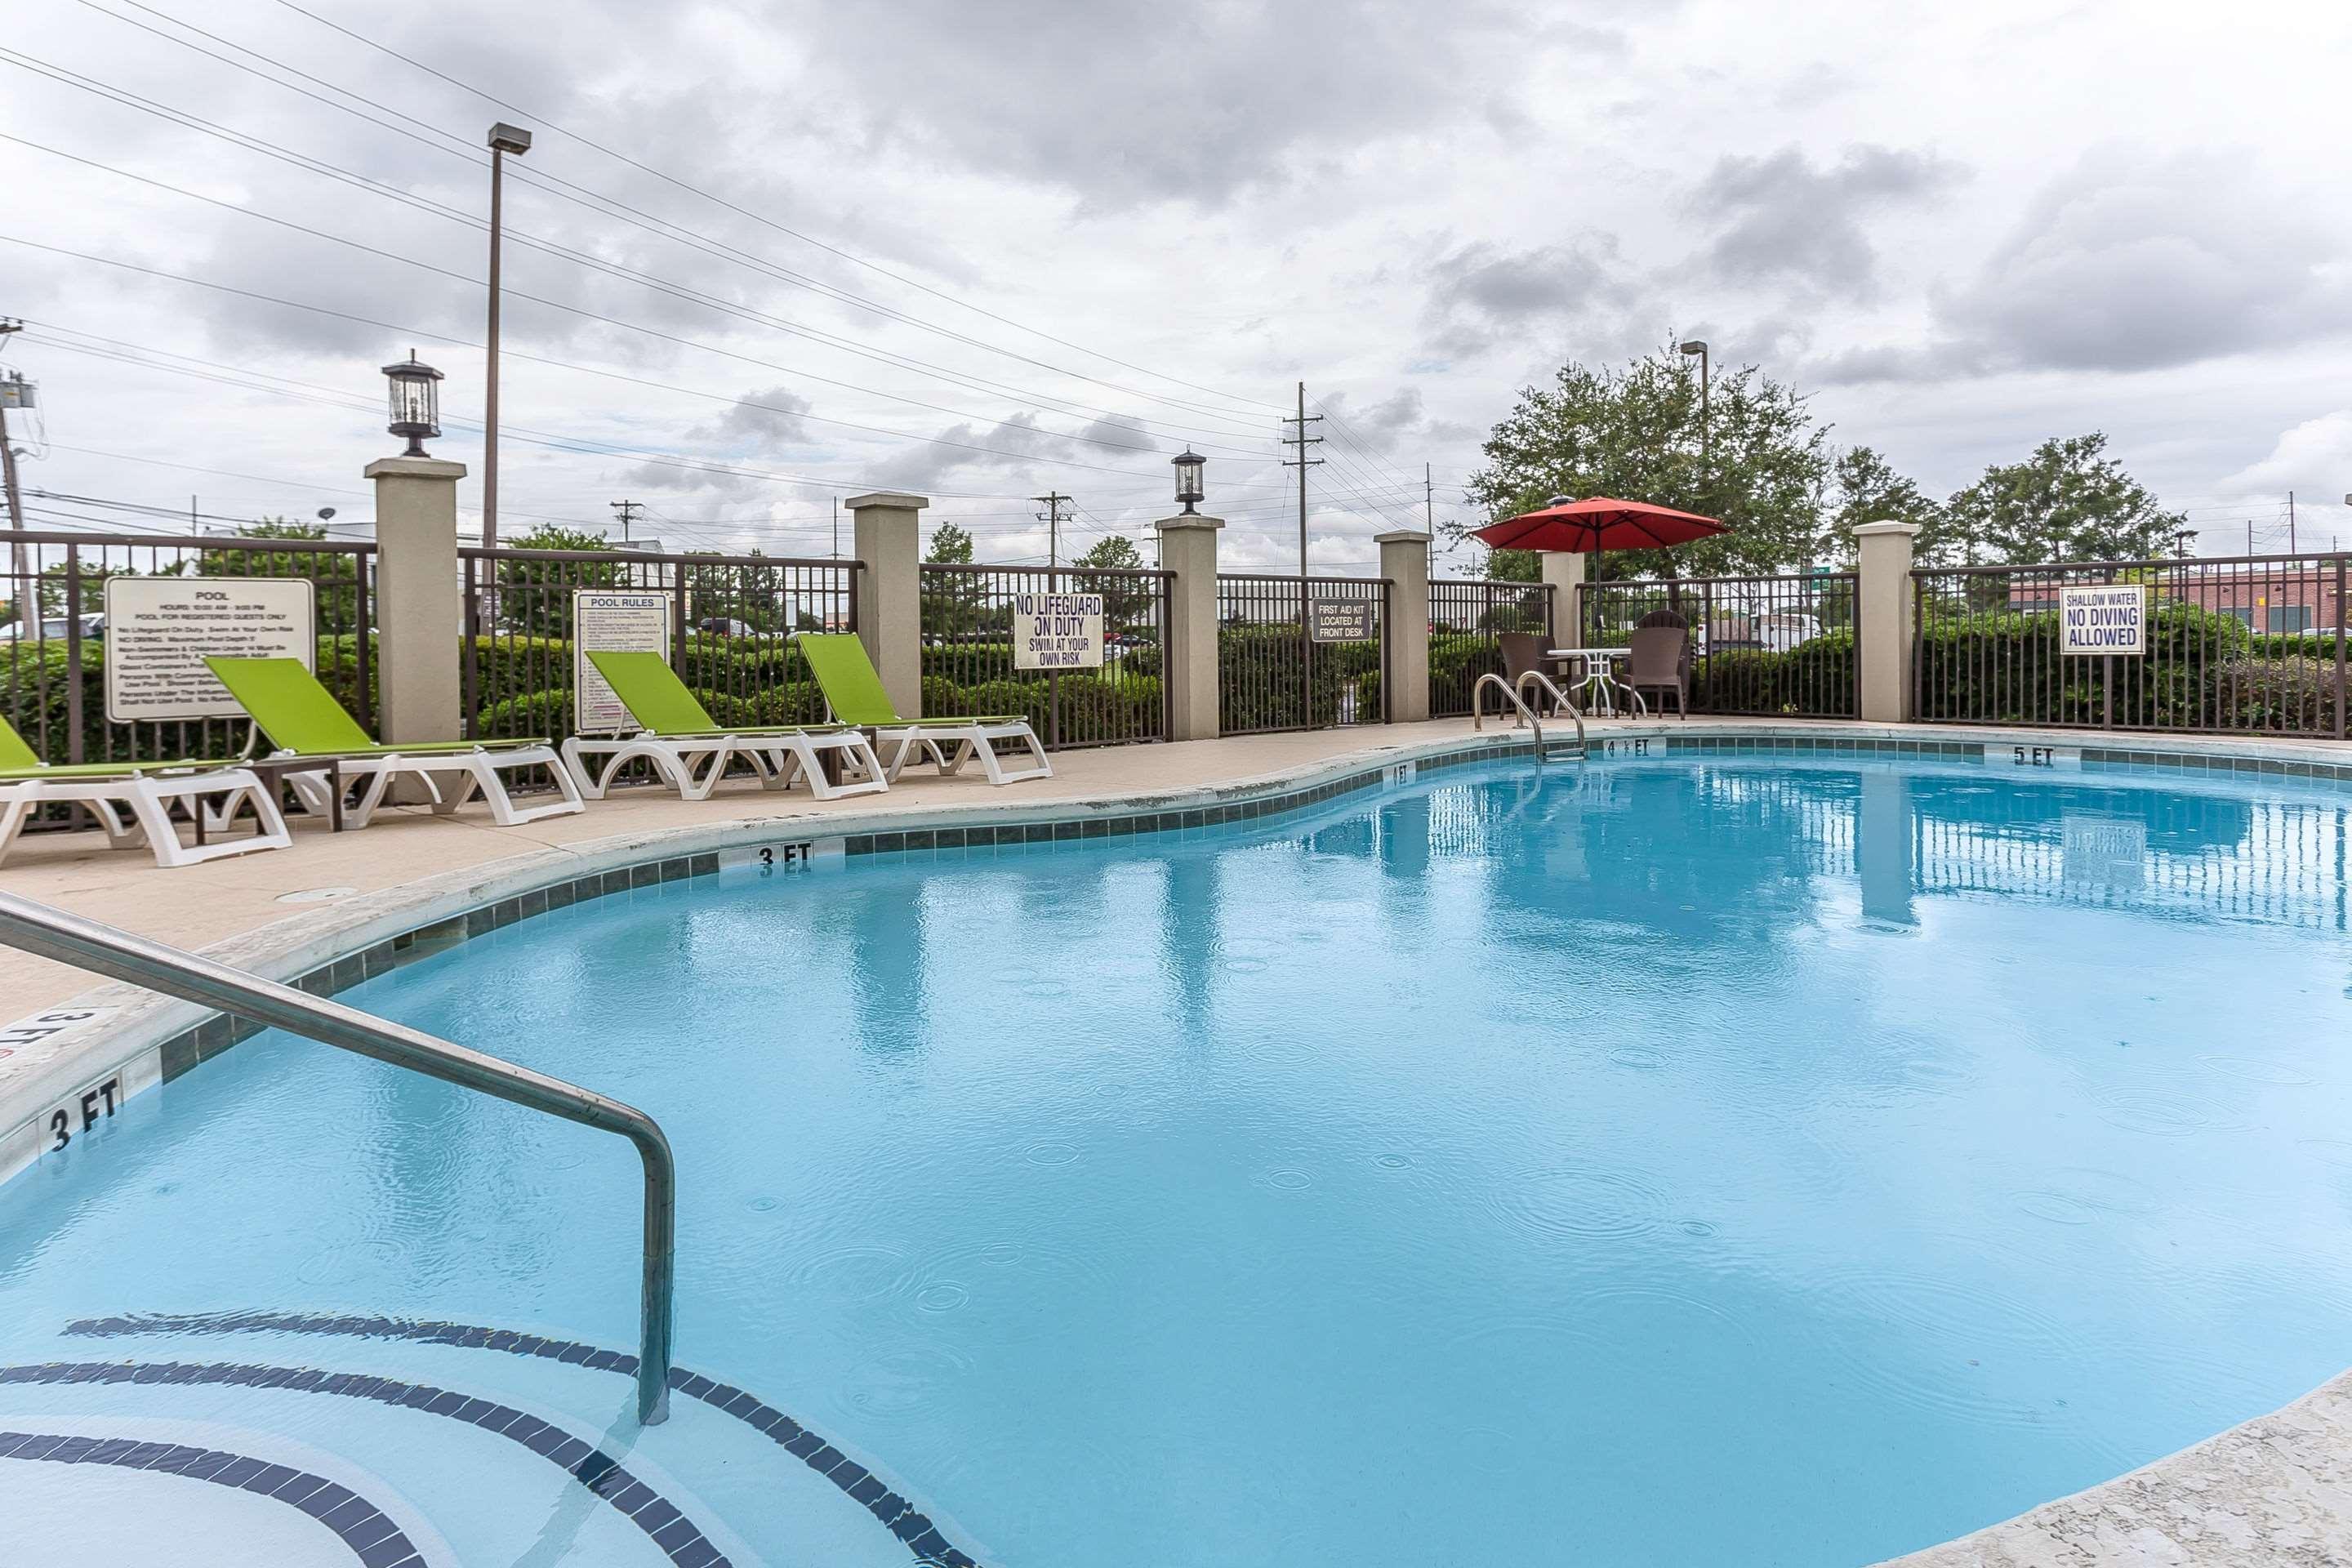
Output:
[[249, 0, 1289, 419], [52, 5, 1288, 439], [0, 141, 1279, 477]]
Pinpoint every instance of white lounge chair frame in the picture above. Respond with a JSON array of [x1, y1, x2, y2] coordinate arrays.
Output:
[[559, 728, 889, 802], [275, 743, 585, 830], [875, 720, 1054, 786], [0, 767, 293, 870]]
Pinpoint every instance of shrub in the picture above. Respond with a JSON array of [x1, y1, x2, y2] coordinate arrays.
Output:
[[2215, 657, 2341, 733]]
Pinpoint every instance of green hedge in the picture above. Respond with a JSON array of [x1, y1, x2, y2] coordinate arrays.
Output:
[[1916, 601, 2261, 727], [1218, 623, 1382, 732], [1691, 629, 1858, 715]]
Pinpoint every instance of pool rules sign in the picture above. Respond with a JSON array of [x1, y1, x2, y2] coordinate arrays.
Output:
[[1013, 590, 1103, 670], [2060, 583, 2146, 656]]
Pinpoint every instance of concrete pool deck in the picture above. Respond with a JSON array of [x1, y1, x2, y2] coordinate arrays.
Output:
[[5, 710, 2352, 1567]]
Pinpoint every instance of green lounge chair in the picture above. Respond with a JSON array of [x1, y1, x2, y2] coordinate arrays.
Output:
[[562, 649, 888, 802], [0, 715, 291, 869], [204, 656, 584, 828], [795, 633, 1051, 786]]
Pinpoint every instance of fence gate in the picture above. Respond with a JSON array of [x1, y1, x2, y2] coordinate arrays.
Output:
[[917, 563, 1172, 748], [1426, 579, 1554, 717], [1576, 572, 1860, 717], [1912, 553, 2349, 737], [1215, 574, 1389, 734]]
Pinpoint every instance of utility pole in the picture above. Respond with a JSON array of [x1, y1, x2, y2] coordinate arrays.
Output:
[[2288, 491, 2296, 554], [1279, 381, 1324, 577], [1032, 492, 1073, 569], [609, 498, 642, 542], [831, 496, 840, 560], [1, 320, 29, 605]]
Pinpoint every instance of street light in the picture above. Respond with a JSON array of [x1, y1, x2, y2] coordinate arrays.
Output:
[[483, 121, 533, 550], [1677, 339, 1710, 473], [383, 352, 443, 457], [1172, 448, 1206, 514]]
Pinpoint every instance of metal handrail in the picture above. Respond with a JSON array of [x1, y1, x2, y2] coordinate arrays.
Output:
[[0, 893, 676, 1426], [1472, 671, 1585, 755]]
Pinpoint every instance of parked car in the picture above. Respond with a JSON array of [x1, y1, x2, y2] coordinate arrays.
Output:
[[694, 617, 755, 638], [0, 612, 105, 644]]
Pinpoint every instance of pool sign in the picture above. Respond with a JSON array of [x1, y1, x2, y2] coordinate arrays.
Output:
[[1308, 598, 1374, 644], [105, 576, 314, 722], [2060, 583, 2145, 656], [1013, 591, 1103, 670], [572, 590, 670, 732]]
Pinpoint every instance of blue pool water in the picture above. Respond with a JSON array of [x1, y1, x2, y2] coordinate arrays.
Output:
[[6, 754, 2352, 1566]]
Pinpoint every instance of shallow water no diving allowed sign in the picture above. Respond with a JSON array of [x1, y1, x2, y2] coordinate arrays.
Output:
[[2059, 583, 2145, 656]]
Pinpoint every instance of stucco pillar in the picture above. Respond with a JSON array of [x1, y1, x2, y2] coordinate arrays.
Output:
[[1855, 519, 1921, 724], [847, 491, 925, 719], [1155, 514, 1223, 741], [364, 456, 465, 745], [1377, 530, 1431, 724], [1540, 550, 1587, 648]]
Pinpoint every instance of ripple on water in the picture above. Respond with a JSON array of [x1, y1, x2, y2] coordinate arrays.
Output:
[[1025, 1140, 1081, 1166], [915, 1282, 969, 1312], [2198, 1053, 2315, 1087], [1608, 1047, 1668, 1072], [783, 1243, 911, 1303], [1813, 1268, 2083, 1428], [1375, 1152, 1415, 1170], [1257, 1168, 1314, 1192], [1487, 1165, 1672, 1243], [2092, 1088, 2240, 1138], [842, 1339, 975, 1419], [295, 1236, 403, 1287]]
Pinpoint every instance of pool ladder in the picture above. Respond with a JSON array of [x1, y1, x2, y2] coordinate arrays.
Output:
[[1472, 671, 1586, 760], [0, 891, 679, 1425]]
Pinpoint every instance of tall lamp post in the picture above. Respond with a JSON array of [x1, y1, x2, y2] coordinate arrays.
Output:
[[482, 122, 532, 550], [1677, 339, 1709, 475]]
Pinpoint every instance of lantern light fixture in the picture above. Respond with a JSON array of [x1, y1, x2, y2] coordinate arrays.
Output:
[[383, 350, 443, 458], [1172, 448, 1206, 514]]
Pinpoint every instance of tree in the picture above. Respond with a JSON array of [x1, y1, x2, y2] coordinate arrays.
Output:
[[494, 523, 624, 639], [1071, 534, 1151, 629], [1944, 433, 2185, 565], [1454, 345, 1832, 581], [199, 518, 362, 630], [37, 560, 138, 619], [1824, 447, 1953, 564], [920, 521, 985, 638]]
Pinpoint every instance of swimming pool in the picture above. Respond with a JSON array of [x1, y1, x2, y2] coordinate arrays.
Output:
[[5, 749, 2352, 1566]]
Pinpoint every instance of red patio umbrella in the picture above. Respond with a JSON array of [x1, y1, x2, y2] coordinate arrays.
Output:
[[1472, 496, 1726, 555]]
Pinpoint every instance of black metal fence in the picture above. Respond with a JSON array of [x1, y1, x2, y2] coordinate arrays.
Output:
[[1912, 554, 2349, 737], [917, 563, 1172, 748], [461, 546, 860, 740], [2, 528, 375, 787], [1576, 572, 1859, 716], [1215, 574, 1389, 734], [1427, 578, 1554, 717]]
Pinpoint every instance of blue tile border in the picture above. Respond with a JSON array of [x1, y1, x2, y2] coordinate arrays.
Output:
[[0, 1428, 429, 1566], [66, 1312, 986, 1568], [0, 1361, 731, 1568]]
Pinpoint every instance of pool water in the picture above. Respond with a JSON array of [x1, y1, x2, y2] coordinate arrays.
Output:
[[6, 755, 2352, 1566]]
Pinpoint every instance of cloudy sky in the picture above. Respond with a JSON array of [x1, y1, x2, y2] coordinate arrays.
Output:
[[4, 0, 2349, 572]]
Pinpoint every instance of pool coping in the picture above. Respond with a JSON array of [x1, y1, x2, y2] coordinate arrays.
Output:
[[5, 715, 2352, 1566]]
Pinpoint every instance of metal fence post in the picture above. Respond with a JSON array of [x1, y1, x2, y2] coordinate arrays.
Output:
[[62, 546, 85, 764], [2336, 556, 2346, 741]]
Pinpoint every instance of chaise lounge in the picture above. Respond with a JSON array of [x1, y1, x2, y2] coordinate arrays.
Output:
[[0, 716, 292, 870], [796, 633, 1052, 786], [205, 656, 585, 829], [562, 649, 889, 801]]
